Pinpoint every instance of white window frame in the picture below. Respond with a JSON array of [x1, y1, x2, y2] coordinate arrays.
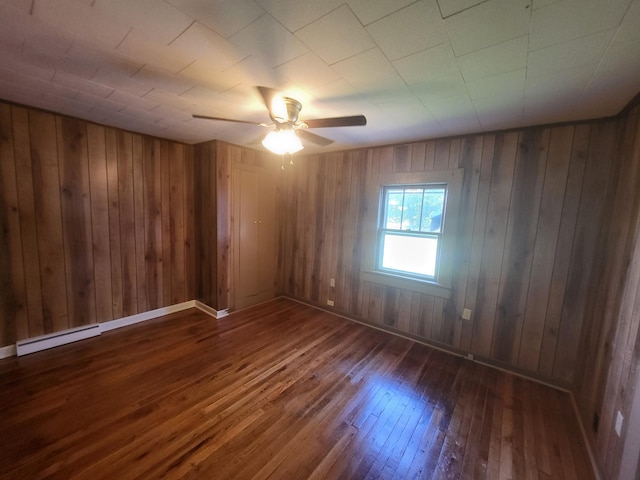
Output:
[[362, 169, 463, 299]]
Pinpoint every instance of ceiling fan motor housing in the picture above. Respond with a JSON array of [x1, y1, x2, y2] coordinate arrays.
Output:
[[272, 96, 302, 124]]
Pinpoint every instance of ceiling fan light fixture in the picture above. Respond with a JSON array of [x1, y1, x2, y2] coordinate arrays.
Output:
[[262, 129, 304, 155]]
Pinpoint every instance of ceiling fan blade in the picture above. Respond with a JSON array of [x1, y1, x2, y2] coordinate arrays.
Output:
[[297, 130, 334, 146], [256, 86, 279, 110], [256, 85, 290, 121], [304, 115, 367, 129], [192, 114, 263, 126]]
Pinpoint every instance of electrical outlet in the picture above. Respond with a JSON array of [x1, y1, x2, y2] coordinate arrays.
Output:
[[467, 353, 474, 361], [330, 278, 335, 287], [615, 411, 624, 436], [327, 300, 334, 307], [462, 308, 472, 320]]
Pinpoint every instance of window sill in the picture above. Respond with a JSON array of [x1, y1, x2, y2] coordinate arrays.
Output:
[[361, 271, 452, 299]]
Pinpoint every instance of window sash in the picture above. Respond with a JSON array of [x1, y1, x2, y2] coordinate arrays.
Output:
[[378, 230, 440, 279], [381, 185, 446, 234]]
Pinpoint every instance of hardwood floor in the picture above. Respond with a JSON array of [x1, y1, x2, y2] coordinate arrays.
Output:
[[0, 298, 594, 479]]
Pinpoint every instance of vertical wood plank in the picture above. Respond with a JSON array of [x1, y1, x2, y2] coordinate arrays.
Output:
[[349, 150, 367, 314], [29, 110, 68, 332], [471, 132, 518, 357], [408, 292, 421, 336], [432, 297, 445, 342], [310, 157, 326, 304], [461, 134, 495, 352], [332, 154, 350, 309], [397, 289, 412, 332], [518, 125, 573, 371], [492, 129, 549, 364], [303, 157, 318, 301], [393, 145, 411, 173], [434, 139, 450, 170], [419, 295, 434, 338], [452, 136, 484, 349], [194, 141, 215, 306], [361, 280, 371, 320], [319, 154, 337, 306], [161, 140, 172, 307], [86, 124, 113, 323], [117, 130, 137, 316], [57, 115, 96, 327], [410, 142, 426, 172], [341, 150, 361, 312], [378, 146, 394, 174], [12, 107, 44, 337], [132, 134, 148, 312], [274, 153, 287, 294], [169, 143, 185, 304], [368, 283, 384, 324], [448, 137, 462, 169], [217, 141, 230, 310], [0, 104, 26, 344], [184, 145, 196, 301], [382, 286, 399, 327], [538, 124, 590, 377], [143, 137, 163, 310], [424, 141, 436, 171], [105, 128, 123, 319]]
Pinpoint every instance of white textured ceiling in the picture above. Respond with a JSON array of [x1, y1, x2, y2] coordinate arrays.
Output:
[[1, 0, 639, 153]]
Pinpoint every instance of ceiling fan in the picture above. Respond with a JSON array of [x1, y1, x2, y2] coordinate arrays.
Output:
[[192, 86, 367, 155]]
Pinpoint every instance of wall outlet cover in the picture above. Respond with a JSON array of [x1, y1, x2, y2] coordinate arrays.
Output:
[[327, 300, 334, 307]]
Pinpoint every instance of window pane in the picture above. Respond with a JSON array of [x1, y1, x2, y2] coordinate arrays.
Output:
[[384, 190, 404, 229], [381, 233, 438, 277], [403, 189, 423, 231], [421, 188, 446, 233]]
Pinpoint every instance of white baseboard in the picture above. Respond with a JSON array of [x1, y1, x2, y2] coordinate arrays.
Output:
[[100, 300, 196, 332], [0, 344, 17, 359], [2, 300, 202, 358], [195, 301, 228, 318]]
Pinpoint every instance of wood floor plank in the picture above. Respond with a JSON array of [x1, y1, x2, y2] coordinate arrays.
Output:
[[0, 298, 594, 479]]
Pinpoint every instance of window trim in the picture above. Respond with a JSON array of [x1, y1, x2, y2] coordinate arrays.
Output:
[[361, 168, 463, 299], [377, 184, 447, 281]]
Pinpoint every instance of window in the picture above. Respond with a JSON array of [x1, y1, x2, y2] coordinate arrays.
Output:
[[361, 169, 463, 298], [377, 185, 446, 280]]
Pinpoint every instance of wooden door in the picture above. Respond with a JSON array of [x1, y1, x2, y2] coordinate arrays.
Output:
[[233, 165, 276, 309]]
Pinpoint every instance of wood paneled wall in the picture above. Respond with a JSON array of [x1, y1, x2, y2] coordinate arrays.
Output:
[[278, 121, 621, 387], [0, 102, 195, 346], [572, 102, 640, 479]]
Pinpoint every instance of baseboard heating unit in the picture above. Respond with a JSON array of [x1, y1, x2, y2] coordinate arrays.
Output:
[[16, 324, 102, 356]]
